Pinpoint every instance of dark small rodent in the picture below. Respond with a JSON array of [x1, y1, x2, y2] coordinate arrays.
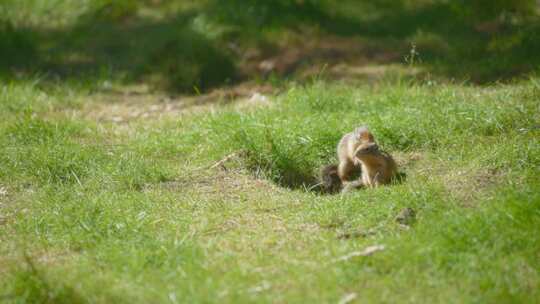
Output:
[[320, 164, 342, 194], [319, 162, 363, 194]]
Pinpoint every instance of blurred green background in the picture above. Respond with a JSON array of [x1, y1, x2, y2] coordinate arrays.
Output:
[[1, 0, 539, 92]]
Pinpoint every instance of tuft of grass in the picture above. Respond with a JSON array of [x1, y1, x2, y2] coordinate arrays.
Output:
[[191, 81, 538, 189]]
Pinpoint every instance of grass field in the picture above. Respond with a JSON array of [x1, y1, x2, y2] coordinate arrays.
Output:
[[1, 1, 540, 303]]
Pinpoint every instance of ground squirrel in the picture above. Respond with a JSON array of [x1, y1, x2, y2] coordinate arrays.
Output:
[[337, 126, 397, 192], [319, 164, 342, 194]]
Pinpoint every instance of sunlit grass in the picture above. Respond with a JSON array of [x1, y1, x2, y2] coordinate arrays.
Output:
[[1, 76, 539, 302], [1, 1, 539, 303]]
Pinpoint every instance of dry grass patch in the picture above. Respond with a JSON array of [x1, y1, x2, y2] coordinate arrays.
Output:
[[82, 82, 277, 123]]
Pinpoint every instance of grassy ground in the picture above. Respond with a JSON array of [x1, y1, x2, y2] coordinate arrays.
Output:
[[1, 1, 540, 303], [2, 0, 540, 90]]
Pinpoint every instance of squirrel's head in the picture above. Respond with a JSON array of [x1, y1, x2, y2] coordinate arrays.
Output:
[[354, 126, 375, 143], [355, 142, 379, 158]]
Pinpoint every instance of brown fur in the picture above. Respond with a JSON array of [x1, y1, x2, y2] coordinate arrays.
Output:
[[337, 126, 371, 182], [337, 126, 397, 191], [319, 164, 342, 194]]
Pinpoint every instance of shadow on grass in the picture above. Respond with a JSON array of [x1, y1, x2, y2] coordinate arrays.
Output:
[[208, 0, 540, 83], [1, 1, 539, 93], [239, 150, 319, 190], [0, 9, 238, 93], [348, 3, 540, 82]]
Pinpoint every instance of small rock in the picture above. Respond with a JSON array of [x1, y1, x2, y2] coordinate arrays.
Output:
[[395, 207, 416, 226]]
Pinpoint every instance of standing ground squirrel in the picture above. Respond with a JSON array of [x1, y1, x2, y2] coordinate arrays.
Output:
[[337, 126, 397, 192]]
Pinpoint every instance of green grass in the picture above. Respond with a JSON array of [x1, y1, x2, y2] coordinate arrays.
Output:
[[1, 1, 540, 303], [1, 76, 539, 303]]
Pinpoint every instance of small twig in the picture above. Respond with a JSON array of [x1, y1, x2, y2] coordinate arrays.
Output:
[[307, 182, 323, 191], [209, 151, 244, 170], [333, 245, 385, 263]]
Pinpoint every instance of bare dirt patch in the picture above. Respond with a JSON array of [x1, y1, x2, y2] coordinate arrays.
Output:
[[146, 165, 283, 201], [413, 154, 504, 206], [82, 82, 277, 123], [242, 35, 402, 76], [238, 34, 424, 83], [394, 151, 504, 206], [443, 167, 503, 205]]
